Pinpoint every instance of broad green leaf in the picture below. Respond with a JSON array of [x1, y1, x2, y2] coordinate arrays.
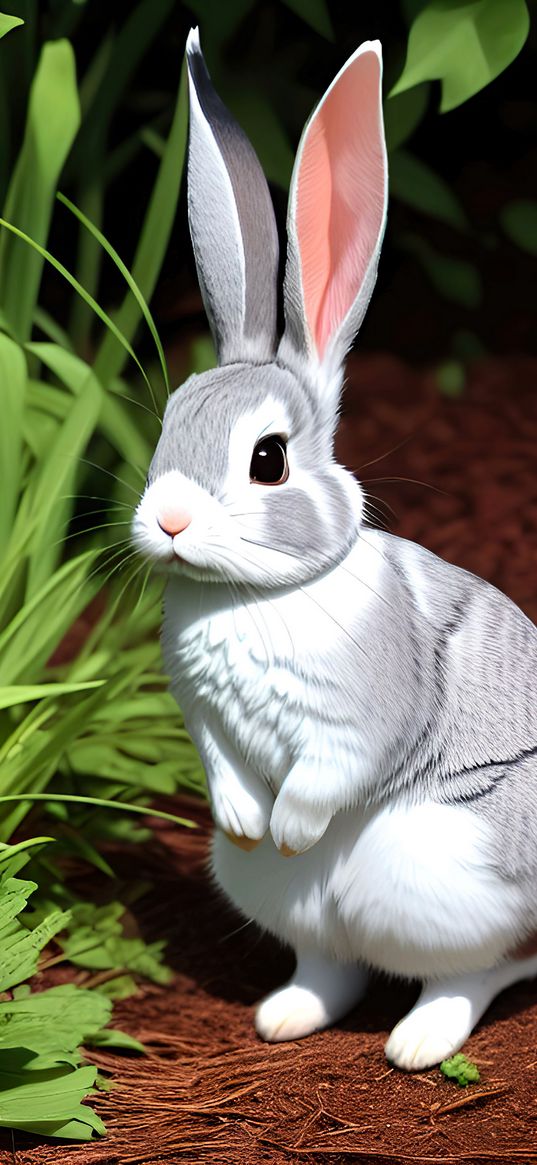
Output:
[[399, 232, 482, 306], [88, 1028, 144, 1052], [500, 199, 537, 256], [0, 40, 80, 339], [56, 901, 172, 984], [384, 84, 430, 152], [0, 334, 26, 553], [94, 59, 188, 386], [390, 0, 530, 112], [0, 13, 24, 39], [389, 148, 467, 229], [95, 973, 138, 1000], [280, 0, 334, 39], [0, 1061, 105, 1139], [0, 873, 70, 991], [0, 983, 111, 1051]]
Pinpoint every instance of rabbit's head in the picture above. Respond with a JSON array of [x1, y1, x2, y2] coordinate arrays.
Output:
[[133, 29, 387, 587]]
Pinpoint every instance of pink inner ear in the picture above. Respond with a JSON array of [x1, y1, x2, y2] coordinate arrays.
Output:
[[296, 50, 386, 360]]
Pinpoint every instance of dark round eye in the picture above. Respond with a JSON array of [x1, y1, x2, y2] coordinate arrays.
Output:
[[249, 436, 289, 485]]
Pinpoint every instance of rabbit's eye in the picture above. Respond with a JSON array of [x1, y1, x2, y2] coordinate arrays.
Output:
[[249, 436, 289, 485]]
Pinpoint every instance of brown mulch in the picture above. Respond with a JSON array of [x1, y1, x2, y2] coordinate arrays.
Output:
[[4, 355, 537, 1165]]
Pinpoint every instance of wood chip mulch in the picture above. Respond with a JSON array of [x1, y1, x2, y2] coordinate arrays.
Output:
[[4, 354, 537, 1165]]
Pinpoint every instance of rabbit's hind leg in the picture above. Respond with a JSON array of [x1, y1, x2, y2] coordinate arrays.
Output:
[[385, 954, 537, 1071], [255, 951, 368, 1043]]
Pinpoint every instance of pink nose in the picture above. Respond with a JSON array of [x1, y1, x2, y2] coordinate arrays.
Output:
[[157, 506, 191, 537]]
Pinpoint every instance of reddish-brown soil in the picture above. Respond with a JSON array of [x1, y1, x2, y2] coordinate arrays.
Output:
[[3, 355, 537, 1165]]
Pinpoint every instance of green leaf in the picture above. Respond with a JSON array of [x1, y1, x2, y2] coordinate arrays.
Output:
[[94, 58, 188, 387], [57, 901, 172, 985], [88, 1028, 144, 1053], [0, 217, 157, 404], [0, 838, 54, 876], [0, 551, 98, 685], [58, 191, 170, 398], [390, 0, 530, 112], [94, 973, 138, 1001], [384, 84, 430, 152], [0, 682, 104, 709], [389, 148, 467, 229], [0, 334, 26, 555], [500, 198, 537, 256], [0, 983, 111, 1052], [0, 40, 80, 339], [280, 0, 334, 39], [0, 13, 24, 39], [0, 1060, 106, 1139], [399, 232, 482, 306], [0, 792, 197, 829], [0, 874, 70, 991]]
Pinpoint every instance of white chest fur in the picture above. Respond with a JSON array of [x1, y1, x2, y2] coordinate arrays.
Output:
[[161, 537, 383, 787]]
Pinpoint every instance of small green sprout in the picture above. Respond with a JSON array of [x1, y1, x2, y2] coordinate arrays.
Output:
[[440, 1053, 480, 1086]]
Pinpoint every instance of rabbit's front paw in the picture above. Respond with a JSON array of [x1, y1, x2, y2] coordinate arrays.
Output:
[[211, 783, 271, 850], [270, 788, 332, 856]]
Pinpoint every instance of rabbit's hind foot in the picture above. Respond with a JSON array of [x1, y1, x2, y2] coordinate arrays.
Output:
[[385, 954, 537, 1071], [255, 952, 367, 1043]]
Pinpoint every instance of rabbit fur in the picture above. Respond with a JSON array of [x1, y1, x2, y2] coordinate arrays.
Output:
[[133, 29, 537, 1070]]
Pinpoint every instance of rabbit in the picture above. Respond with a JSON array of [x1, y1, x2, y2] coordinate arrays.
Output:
[[132, 28, 537, 1071]]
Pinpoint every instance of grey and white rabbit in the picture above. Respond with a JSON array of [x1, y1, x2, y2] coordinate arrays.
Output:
[[133, 29, 537, 1070]]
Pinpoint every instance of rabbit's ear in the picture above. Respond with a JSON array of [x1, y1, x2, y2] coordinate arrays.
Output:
[[186, 29, 279, 366], [279, 41, 387, 389]]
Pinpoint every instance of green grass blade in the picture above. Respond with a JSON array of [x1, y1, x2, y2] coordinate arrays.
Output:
[[0, 334, 26, 555], [68, 177, 104, 352], [0, 551, 99, 685], [57, 191, 170, 397], [0, 217, 158, 408], [0, 793, 197, 828], [24, 368, 102, 594], [0, 40, 80, 341], [93, 59, 188, 387], [0, 683, 104, 710]]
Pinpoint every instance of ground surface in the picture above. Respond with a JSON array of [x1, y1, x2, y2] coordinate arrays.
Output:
[[3, 354, 537, 1165]]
